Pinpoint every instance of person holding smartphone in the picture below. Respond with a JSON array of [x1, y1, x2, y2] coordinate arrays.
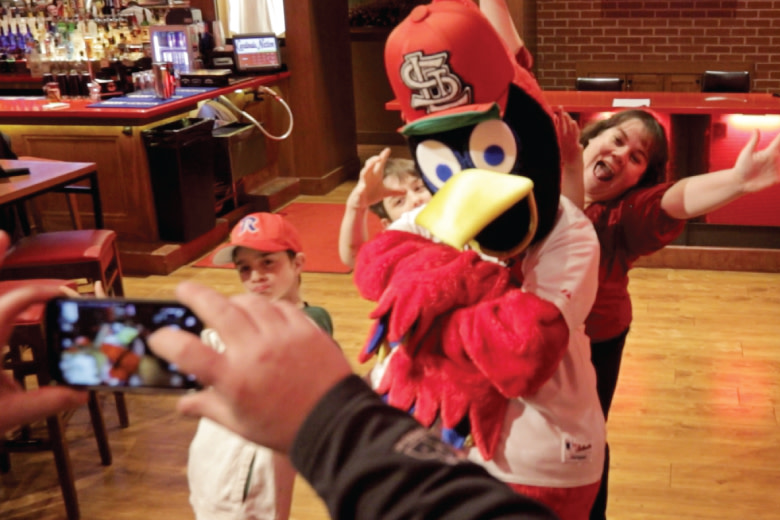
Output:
[[0, 242, 556, 520], [0, 223, 556, 519]]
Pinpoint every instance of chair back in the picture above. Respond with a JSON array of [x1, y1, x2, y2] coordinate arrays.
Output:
[[0, 131, 17, 159], [701, 70, 750, 93], [575, 77, 624, 91]]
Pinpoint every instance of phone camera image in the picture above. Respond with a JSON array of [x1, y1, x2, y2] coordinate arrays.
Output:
[[46, 298, 204, 392]]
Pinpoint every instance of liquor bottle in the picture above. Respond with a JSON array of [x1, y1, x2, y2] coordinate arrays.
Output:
[[102, 0, 112, 17], [68, 68, 81, 97], [87, 15, 98, 37]]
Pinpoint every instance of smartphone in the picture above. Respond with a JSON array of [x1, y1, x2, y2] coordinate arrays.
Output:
[[45, 297, 204, 392]]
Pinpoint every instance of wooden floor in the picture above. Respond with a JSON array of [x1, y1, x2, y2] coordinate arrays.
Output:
[[2, 169, 780, 519]]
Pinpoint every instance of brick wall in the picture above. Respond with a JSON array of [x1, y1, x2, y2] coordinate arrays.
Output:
[[536, 1, 780, 92]]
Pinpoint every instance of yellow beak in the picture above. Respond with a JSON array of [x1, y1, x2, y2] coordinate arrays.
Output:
[[414, 169, 538, 260]]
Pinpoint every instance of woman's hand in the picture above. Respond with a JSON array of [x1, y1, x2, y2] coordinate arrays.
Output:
[[733, 129, 780, 194], [553, 107, 585, 208]]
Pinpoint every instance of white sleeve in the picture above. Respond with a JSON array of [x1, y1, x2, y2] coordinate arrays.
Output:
[[387, 204, 501, 263], [387, 205, 433, 238], [520, 197, 600, 331]]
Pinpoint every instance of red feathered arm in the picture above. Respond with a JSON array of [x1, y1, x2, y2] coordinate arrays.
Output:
[[355, 230, 571, 460], [378, 290, 569, 459], [441, 290, 569, 399], [375, 320, 511, 460], [354, 231, 510, 345], [355, 231, 446, 302]]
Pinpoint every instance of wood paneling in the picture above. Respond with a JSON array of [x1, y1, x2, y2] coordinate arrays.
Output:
[[351, 28, 405, 147], [280, 0, 361, 194], [3, 120, 181, 242], [189, 0, 362, 193]]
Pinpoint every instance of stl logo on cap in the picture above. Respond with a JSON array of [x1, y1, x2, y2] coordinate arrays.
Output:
[[385, 0, 515, 125], [401, 50, 471, 114]]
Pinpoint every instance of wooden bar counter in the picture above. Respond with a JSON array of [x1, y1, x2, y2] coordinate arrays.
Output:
[[387, 91, 780, 121], [0, 73, 290, 275]]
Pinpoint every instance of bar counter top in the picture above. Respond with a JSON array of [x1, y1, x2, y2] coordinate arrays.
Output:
[[386, 91, 780, 115], [0, 71, 290, 126], [541, 90, 780, 115]]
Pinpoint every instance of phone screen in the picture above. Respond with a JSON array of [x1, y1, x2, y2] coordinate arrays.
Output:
[[45, 297, 204, 392]]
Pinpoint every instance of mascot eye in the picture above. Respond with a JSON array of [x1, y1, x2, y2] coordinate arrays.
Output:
[[468, 120, 517, 174], [415, 140, 463, 192]]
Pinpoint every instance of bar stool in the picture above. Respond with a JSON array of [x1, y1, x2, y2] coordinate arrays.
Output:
[[0, 229, 129, 428], [575, 77, 624, 91], [701, 70, 750, 93], [0, 229, 124, 297], [0, 279, 115, 520]]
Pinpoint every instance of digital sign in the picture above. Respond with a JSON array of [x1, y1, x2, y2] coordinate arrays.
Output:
[[233, 33, 282, 73]]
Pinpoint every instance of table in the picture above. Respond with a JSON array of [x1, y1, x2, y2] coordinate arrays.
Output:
[[0, 159, 102, 234]]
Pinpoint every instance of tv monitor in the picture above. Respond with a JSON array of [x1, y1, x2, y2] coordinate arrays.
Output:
[[232, 33, 282, 73]]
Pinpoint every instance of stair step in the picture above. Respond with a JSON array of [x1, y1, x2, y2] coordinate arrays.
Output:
[[244, 178, 301, 212]]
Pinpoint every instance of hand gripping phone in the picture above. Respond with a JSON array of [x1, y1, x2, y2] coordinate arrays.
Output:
[[45, 297, 204, 392]]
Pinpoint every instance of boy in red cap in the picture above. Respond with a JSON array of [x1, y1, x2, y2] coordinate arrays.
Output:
[[188, 212, 333, 520]]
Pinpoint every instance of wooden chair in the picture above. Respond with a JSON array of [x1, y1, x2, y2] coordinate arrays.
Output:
[[0, 169, 129, 440], [575, 77, 625, 91], [0, 279, 118, 520], [14, 155, 100, 235], [0, 156, 116, 294], [0, 229, 129, 425], [701, 70, 751, 93]]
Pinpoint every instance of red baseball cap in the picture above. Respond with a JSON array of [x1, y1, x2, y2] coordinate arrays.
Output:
[[384, 0, 516, 135], [212, 212, 302, 265]]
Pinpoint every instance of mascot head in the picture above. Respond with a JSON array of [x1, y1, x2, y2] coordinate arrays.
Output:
[[385, 0, 560, 259]]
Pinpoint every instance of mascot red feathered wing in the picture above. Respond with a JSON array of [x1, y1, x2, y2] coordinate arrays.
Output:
[[354, 1, 605, 519]]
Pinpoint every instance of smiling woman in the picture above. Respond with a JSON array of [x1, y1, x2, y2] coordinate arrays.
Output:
[[580, 110, 668, 205], [571, 106, 780, 520]]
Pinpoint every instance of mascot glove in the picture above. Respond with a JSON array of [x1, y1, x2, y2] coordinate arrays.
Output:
[[355, 231, 438, 302], [377, 323, 511, 460], [357, 234, 511, 345], [441, 289, 570, 399], [355, 231, 509, 302]]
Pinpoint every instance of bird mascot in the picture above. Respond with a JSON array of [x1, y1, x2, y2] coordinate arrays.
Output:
[[353, 1, 606, 519]]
